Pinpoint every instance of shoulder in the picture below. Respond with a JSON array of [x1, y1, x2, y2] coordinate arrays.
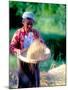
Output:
[[14, 28, 23, 36], [15, 28, 21, 34]]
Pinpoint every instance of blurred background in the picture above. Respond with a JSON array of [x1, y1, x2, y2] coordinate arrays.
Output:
[[9, 1, 66, 72]]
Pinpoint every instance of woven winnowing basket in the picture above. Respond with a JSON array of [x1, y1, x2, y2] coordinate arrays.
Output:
[[17, 39, 51, 63]]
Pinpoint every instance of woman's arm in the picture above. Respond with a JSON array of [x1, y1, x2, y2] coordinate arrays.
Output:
[[10, 29, 21, 55], [33, 29, 44, 43]]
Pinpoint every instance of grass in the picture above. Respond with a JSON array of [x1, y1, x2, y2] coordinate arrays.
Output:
[[39, 53, 65, 72], [9, 54, 17, 70]]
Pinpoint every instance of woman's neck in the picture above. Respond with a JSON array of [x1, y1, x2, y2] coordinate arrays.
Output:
[[22, 27, 32, 34]]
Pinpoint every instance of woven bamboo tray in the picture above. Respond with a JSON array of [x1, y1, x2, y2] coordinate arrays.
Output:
[[17, 48, 51, 64]]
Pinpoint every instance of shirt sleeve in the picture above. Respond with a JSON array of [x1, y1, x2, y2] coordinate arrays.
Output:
[[10, 29, 20, 54], [33, 29, 44, 43], [38, 32, 44, 43]]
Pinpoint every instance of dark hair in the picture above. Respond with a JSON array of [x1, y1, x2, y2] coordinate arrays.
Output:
[[22, 18, 35, 26], [22, 18, 34, 22]]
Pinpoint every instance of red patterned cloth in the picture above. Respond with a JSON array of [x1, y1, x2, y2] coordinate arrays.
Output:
[[10, 27, 43, 54]]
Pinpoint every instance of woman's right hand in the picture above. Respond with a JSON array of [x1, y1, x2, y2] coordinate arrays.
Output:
[[16, 49, 21, 56], [16, 48, 27, 56]]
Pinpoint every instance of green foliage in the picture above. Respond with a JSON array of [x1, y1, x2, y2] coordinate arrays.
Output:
[[9, 1, 66, 33], [9, 28, 16, 41]]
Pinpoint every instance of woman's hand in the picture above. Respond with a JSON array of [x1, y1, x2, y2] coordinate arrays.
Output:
[[16, 48, 27, 55], [20, 48, 28, 54], [16, 49, 21, 56]]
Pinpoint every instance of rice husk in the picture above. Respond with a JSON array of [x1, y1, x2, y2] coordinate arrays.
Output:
[[27, 39, 46, 59]]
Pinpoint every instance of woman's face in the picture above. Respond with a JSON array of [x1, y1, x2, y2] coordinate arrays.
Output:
[[23, 18, 34, 32]]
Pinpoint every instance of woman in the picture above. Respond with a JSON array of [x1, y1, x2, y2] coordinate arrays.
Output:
[[10, 12, 43, 88]]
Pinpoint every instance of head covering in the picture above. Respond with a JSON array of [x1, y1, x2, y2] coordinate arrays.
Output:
[[22, 11, 35, 21]]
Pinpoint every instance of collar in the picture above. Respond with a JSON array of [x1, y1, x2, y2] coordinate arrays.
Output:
[[21, 27, 33, 35]]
